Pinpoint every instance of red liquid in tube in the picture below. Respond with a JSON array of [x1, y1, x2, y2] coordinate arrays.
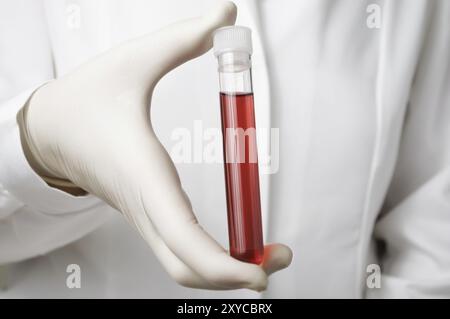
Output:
[[220, 92, 264, 264]]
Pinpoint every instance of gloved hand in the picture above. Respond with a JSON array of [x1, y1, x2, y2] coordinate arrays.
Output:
[[17, 1, 292, 291]]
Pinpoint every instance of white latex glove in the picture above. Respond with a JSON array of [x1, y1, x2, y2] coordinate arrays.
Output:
[[17, 1, 292, 291]]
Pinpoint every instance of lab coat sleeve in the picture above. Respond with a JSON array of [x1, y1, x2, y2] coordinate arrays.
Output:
[[368, 1, 450, 298], [0, 1, 113, 264]]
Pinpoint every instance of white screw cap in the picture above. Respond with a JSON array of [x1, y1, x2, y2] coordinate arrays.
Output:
[[213, 26, 253, 56]]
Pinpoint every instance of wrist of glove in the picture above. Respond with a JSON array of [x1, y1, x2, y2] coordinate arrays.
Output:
[[18, 99, 87, 196], [15, 1, 292, 291]]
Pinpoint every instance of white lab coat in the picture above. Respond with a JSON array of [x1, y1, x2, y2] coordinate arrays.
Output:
[[1, 0, 449, 298]]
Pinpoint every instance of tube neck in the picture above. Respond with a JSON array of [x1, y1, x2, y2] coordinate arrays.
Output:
[[217, 51, 251, 73]]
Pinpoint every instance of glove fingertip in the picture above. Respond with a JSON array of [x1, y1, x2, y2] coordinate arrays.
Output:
[[202, 1, 237, 31]]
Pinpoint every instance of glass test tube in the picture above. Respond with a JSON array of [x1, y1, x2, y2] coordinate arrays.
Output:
[[213, 26, 264, 264]]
